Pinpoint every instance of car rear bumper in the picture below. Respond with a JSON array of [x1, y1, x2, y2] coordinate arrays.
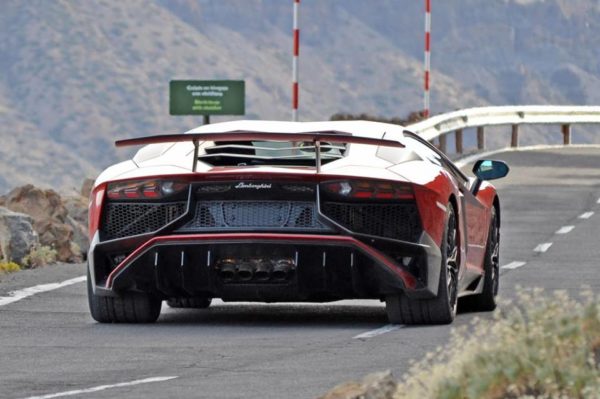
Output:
[[88, 232, 442, 301]]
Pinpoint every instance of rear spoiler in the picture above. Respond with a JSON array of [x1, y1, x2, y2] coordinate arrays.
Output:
[[115, 130, 404, 172]]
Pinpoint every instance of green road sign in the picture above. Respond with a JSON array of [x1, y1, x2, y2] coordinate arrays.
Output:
[[169, 80, 245, 116]]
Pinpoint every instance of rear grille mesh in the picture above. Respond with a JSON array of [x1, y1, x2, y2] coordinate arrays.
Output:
[[176, 201, 325, 231], [321, 202, 421, 242], [101, 202, 186, 240]]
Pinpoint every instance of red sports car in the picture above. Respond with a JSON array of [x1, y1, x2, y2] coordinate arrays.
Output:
[[87, 120, 509, 324]]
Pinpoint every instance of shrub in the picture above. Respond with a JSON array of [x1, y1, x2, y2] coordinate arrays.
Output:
[[22, 245, 57, 268], [0, 261, 21, 274], [395, 289, 600, 399]]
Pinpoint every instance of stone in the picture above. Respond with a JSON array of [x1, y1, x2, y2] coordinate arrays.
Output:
[[0, 185, 85, 262], [318, 371, 397, 399], [64, 195, 89, 254], [80, 178, 95, 199], [0, 207, 39, 264]]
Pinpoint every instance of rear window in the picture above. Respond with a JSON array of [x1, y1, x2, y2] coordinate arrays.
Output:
[[199, 141, 346, 167]]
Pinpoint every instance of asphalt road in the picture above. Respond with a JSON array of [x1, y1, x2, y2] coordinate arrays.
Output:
[[1, 146, 599, 399]]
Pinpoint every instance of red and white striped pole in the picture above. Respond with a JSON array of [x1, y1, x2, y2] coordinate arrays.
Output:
[[292, 0, 300, 121], [423, 0, 431, 118]]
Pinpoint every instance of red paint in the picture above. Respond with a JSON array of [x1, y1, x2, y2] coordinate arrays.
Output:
[[426, 0, 431, 13], [105, 233, 417, 290], [425, 32, 430, 52], [293, 82, 299, 109], [88, 183, 106, 239], [425, 71, 430, 90]]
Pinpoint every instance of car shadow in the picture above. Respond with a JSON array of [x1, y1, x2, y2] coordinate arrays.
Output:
[[155, 302, 389, 328]]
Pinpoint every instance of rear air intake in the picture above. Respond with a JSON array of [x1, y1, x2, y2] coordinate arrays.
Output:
[[321, 202, 422, 242], [101, 202, 186, 240]]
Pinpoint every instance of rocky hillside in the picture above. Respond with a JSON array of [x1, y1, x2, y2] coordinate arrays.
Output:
[[0, 184, 89, 266], [1, 0, 599, 192]]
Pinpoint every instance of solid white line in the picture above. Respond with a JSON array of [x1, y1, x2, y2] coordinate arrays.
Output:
[[534, 243, 553, 253], [500, 261, 526, 270], [353, 324, 403, 339], [555, 225, 575, 234], [21, 376, 178, 399], [0, 276, 86, 307], [579, 211, 594, 219]]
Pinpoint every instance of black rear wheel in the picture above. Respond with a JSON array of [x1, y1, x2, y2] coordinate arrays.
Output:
[[385, 205, 458, 325], [460, 206, 499, 311], [87, 267, 162, 323]]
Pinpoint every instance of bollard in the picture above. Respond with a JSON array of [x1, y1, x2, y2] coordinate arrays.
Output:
[[455, 129, 463, 154], [511, 125, 519, 147], [477, 126, 485, 150], [439, 134, 447, 153], [562, 124, 571, 145]]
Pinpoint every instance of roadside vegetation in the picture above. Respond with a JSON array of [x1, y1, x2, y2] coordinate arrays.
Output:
[[0, 245, 58, 280], [0, 261, 21, 276], [321, 289, 600, 399], [22, 245, 58, 269]]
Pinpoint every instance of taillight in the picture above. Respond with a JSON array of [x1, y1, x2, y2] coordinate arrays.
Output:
[[321, 180, 414, 200], [107, 180, 188, 200]]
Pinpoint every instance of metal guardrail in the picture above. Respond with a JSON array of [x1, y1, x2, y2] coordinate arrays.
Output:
[[406, 106, 600, 154]]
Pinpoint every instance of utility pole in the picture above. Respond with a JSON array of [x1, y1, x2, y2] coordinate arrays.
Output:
[[424, 0, 431, 118], [292, 0, 300, 121]]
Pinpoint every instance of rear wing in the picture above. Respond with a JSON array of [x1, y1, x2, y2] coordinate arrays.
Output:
[[115, 130, 404, 172]]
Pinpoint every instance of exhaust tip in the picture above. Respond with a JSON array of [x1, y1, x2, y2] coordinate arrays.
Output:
[[217, 258, 237, 282], [272, 258, 296, 281], [254, 259, 273, 281], [237, 260, 254, 281]]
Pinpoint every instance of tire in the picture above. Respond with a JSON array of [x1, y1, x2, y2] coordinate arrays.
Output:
[[460, 207, 499, 312], [166, 297, 212, 309], [87, 267, 162, 323], [385, 205, 459, 325]]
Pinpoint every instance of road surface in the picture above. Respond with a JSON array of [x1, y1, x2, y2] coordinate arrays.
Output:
[[1, 146, 599, 399]]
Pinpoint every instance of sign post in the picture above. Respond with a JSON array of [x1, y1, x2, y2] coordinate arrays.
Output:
[[169, 80, 245, 124]]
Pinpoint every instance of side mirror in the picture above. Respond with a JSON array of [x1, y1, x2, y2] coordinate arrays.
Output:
[[471, 160, 509, 195], [472, 160, 509, 181]]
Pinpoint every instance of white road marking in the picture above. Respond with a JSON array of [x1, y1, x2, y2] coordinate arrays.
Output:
[[597, 197, 600, 204], [555, 225, 575, 234], [500, 261, 526, 270], [354, 324, 403, 339], [579, 211, 594, 219], [0, 276, 86, 307], [534, 243, 553, 253], [21, 376, 178, 399]]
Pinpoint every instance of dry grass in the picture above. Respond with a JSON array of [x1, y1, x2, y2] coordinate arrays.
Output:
[[395, 289, 600, 399], [22, 245, 57, 268]]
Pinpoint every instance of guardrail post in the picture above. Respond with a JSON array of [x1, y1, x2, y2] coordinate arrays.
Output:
[[439, 134, 447, 153], [455, 129, 463, 154], [511, 125, 519, 147], [562, 124, 571, 145], [477, 126, 485, 150]]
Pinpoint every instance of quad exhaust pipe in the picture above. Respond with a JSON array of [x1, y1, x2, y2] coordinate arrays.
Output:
[[216, 257, 296, 282]]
